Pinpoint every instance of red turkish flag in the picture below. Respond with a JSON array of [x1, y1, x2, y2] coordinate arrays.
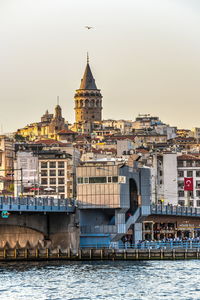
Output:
[[184, 177, 193, 191]]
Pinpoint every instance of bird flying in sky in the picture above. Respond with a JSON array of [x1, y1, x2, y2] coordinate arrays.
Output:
[[85, 26, 93, 30]]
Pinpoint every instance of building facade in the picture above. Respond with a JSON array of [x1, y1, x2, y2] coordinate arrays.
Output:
[[177, 154, 200, 207], [17, 105, 68, 141], [77, 159, 151, 246], [14, 140, 80, 198], [0, 135, 14, 195]]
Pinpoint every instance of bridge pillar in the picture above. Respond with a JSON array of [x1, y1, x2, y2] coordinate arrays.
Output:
[[133, 223, 143, 243], [48, 213, 79, 253]]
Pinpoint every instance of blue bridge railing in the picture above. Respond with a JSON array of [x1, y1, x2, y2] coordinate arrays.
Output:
[[0, 196, 76, 213], [151, 205, 200, 217], [80, 241, 200, 249]]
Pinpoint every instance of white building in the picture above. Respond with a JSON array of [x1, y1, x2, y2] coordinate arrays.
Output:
[[116, 139, 134, 157], [14, 151, 38, 197], [0, 135, 14, 194], [150, 152, 178, 205], [177, 154, 200, 207]]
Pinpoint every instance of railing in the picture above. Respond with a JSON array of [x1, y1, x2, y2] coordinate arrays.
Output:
[[80, 241, 200, 249], [151, 205, 200, 217], [0, 196, 76, 212], [81, 225, 117, 234]]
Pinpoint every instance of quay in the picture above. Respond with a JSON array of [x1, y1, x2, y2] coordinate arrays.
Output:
[[0, 247, 200, 261]]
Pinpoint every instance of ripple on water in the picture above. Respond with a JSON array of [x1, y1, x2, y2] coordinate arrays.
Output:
[[0, 260, 200, 300]]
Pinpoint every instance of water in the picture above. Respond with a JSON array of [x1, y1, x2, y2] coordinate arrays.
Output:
[[0, 260, 199, 300]]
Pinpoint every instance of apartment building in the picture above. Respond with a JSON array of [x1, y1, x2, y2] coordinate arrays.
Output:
[[14, 140, 80, 198], [0, 135, 14, 195], [177, 154, 200, 207], [38, 150, 74, 198]]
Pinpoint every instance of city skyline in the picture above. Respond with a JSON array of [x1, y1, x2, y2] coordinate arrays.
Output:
[[1, 0, 200, 133]]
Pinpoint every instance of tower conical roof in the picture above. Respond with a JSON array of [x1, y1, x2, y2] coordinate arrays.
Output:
[[79, 63, 97, 90]]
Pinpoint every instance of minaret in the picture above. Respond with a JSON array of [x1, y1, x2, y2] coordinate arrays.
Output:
[[74, 55, 103, 132]]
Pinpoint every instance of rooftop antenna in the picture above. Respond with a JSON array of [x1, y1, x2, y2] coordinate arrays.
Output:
[[87, 52, 89, 64]]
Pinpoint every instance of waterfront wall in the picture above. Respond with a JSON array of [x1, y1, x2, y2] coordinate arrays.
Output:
[[0, 248, 200, 261]]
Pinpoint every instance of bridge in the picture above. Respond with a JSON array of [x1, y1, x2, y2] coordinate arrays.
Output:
[[150, 204, 200, 218], [0, 196, 79, 251], [0, 196, 76, 213]]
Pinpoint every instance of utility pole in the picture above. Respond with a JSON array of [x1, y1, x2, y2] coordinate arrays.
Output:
[[0, 168, 24, 197], [20, 168, 23, 196]]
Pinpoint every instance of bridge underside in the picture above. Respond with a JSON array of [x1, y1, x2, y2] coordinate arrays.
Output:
[[0, 212, 79, 251], [0, 225, 44, 248]]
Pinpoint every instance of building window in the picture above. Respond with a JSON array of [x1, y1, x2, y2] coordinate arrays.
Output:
[[58, 186, 65, 193], [112, 176, 118, 183], [41, 170, 47, 176], [108, 177, 112, 183], [178, 181, 184, 188], [50, 162, 56, 168], [188, 191, 193, 198], [197, 200, 200, 207], [178, 171, 184, 177], [41, 178, 47, 185], [177, 161, 184, 167], [189, 201, 193, 206], [84, 177, 89, 184], [77, 176, 119, 184], [58, 170, 65, 176], [178, 191, 184, 197], [196, 171, 200, 177], [196, 190, 200, 197], [178, 200, 185, 206], [186, 161, 193, 167], [50, 178, 56, 185], [196, 181, 200, 189], [89, 177, 107, 183], [77, 177, 83, 184], [58, 161, 65, 168], [50, 170, 56, 176], [187, 171, 193, 177], [58, 178, 64, 184], [41, 162, 47, 168]]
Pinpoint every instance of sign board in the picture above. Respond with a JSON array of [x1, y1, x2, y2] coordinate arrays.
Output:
[[119, 176, 126, 184], [1, 211, 10, 218]]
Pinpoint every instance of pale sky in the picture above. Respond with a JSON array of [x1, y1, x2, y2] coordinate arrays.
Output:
[[0, 0, 200, 133]]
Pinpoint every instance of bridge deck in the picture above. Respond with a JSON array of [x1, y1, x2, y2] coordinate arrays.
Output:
[[0, 197, 76, 213]]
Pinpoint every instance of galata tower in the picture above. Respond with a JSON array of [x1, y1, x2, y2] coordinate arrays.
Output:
[[74, 56, 103, 133]]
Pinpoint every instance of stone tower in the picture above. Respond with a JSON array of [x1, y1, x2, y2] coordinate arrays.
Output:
[[74, 56, 102, 133]]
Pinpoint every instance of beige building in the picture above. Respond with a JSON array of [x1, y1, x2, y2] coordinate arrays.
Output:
[[102, 119, 133, 135], [16, 105, 68, 141]]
